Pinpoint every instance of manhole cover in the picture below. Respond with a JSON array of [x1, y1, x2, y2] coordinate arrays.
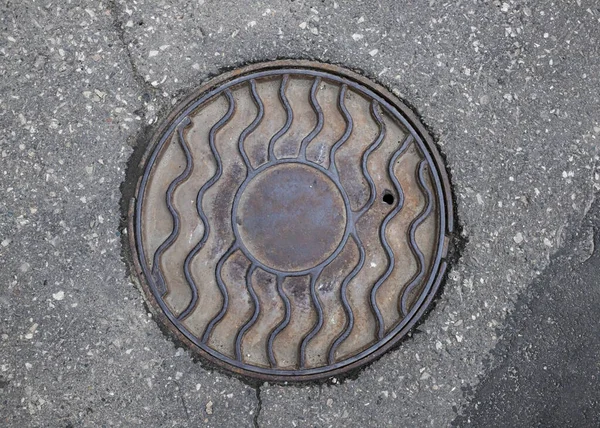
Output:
[[128, 60, 454, 381]]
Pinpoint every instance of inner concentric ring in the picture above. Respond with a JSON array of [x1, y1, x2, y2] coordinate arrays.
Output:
[[235, 163, 347, 272]]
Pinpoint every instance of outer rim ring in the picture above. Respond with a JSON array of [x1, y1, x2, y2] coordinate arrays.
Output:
[[128, 60, 454, 382]]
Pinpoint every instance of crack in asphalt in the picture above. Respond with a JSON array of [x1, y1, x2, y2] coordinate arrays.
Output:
[[107, 0, 155, 95], [254, 384, 262, 428]]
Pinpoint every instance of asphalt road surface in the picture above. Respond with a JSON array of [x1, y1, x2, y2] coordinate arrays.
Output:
[[1, 1, 599, 426]]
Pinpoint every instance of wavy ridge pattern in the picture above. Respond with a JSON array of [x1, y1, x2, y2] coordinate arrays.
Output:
[[199, 80, 272, 341], [294, 83, 355, 364], [399, 160, 433, 317], [140, 71, 446, 374], [298, 77, 324, 159], [267, 275, 292, 367], [151, 117, 193, 296], [234, 264, 259, 360], [267, 75, 292, 161], [178, 90, 236, 321], [201, 243, 238, 343], [327, 233, 365, 364], [356, 101, 387, 217], [298, 272, 325, 368], [328, 84, 353, 175], [325, 101, 389, 361], [239, 79, 265, 171], [369, 132, 415, 340]]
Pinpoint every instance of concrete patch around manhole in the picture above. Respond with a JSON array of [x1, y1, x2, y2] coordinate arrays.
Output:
[[125, 60, 455, 382]]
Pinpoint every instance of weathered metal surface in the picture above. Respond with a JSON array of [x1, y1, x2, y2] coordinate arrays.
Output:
[[128, 60, 454, 381]]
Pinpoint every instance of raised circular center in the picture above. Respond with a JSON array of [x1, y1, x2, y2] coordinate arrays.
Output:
[[235, 163, 347, 272]]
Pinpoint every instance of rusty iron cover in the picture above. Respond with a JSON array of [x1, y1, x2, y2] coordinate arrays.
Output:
[[128, 60, 454, 382]]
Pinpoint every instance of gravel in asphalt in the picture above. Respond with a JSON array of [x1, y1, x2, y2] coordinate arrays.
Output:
[[1, 0, 599, 426]]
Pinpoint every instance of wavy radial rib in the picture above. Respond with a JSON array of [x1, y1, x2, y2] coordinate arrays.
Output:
[[201, 242, 238, 343], [267, 74, 292, 161], [266, 275, 291, 367], [178, 90, 235, 321], [399, 160, 433, 317], [239, 80, 264, 172], [234, 264, 259, 360], [369, 132, 415, 340], [327, 232, 365, 364], [328, 84, 353, 175], [356, 101, 387, 217], [298, 272, 325, 368], [151, 117, 193, 296], [298, 77, 323, 159]]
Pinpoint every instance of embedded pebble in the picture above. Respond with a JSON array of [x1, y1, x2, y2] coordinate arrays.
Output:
[[52, 291, 65, 301]]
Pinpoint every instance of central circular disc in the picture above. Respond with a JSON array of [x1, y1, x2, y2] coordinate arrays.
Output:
[[236, 163, 347, 272]]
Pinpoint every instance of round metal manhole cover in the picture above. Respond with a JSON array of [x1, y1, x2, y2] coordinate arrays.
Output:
[[128, 60, 454, 382]]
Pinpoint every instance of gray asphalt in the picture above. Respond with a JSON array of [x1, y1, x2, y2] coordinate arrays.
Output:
[[1, 0, 599, 427], [454, 196, 600, 427]]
